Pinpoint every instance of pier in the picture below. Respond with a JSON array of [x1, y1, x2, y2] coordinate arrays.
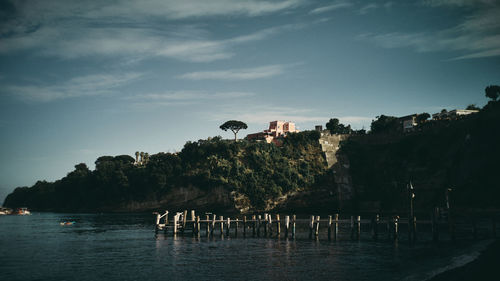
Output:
[[154, 210, 498, 242]]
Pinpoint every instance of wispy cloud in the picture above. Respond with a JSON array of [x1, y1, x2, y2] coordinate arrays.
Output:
[[3, 73, 142, 102], [337, 116, 373, 125], [177, 65, 287, 80], [423, 0, 495, 7], [2, 0, 304, 26], [358, 3, 379, 15], [86, 0, 305, 20], [0, 22, 307, 63], [309, 2, 352, 14], [134, 91, 255, 100], [0, 1, 306, 62], [128, 90, 255, 110], [358, 4, 500, 59]]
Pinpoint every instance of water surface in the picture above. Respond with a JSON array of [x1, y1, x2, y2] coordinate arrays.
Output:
[[0, 213, 487, 281]]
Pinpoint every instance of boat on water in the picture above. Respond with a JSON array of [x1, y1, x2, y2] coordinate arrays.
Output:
[[0, 207, 13, 215], [14, 207, 31, 215], [60, 221, 75, 226]]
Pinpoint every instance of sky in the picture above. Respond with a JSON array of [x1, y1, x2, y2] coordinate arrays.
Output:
[[1, 0, 499, 203]]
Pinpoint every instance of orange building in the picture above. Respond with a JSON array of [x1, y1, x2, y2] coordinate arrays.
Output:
[[247, 120, 299, 144]]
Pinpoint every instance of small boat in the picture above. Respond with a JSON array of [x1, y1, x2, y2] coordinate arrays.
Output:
[[60, 221, 75, 226], [14, 208, 31, 215], [0, 207, 13, 215]]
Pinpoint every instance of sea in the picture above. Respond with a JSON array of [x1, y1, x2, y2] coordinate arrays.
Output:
[[0, 213, 492, 281]]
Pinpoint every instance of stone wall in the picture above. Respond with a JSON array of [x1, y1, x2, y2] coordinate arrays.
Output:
[[319, 132, 353, 202]]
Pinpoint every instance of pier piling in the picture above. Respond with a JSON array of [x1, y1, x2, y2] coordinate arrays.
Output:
[[252, 215, 257, 237], [315, 216, 320, 238], [243, 216, 247, 237], [235, 218, 239, 237], [328, 215, 332, 241], [356, 216, 361, 240], [334, 214, 339, 241], [285, 216, 290, 238], [220, 216, 224, 236], [276, 214, 281, 237], [393, 216, 399, 241]]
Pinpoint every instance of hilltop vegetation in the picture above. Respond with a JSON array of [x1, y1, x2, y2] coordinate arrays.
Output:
[[4, 131, 327, 212], [342, 100, 500, 212]]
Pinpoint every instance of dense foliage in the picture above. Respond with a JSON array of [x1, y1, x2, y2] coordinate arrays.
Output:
[[370, 115, 399, 134], [4, 131, 326, 211], [485, 85, 500, 101], [326, 118, 351, 134]]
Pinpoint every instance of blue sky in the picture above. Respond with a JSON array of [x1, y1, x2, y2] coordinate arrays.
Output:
[[1, 0, 499, 202]]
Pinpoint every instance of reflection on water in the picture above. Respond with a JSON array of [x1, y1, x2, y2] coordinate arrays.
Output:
[[0, 213, 488, 281]]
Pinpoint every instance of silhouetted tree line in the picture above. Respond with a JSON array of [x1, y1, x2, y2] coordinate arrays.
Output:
[[4, 131, 326, 211]]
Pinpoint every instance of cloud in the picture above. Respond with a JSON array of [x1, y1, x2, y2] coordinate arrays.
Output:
[[0, 1, 306, 62], [0, 26, 228, 62], [358, 3, 379, 15], [87, 0, 305, 20], [134, 91, 255, 100], [309, 2, 352, 14], [0, 21, 306, 62], [358, 4, 500, 59], [4, 73, 142, 102], [2, 0, 304, 25], [127, 90, 256, 110], [337, 116, 373, 124], [177, 65, 287, 80], [422, 0, 495, 7]]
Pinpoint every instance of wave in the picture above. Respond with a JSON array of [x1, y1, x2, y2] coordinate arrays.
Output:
[[403, 239, 494, 281]]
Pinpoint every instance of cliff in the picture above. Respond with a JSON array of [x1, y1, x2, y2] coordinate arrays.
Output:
[[341, 101, 500, 212], [4, 102, 500, 214]]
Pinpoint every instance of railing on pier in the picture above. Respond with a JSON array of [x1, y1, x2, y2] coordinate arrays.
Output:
[[154, 210, 498, 242]]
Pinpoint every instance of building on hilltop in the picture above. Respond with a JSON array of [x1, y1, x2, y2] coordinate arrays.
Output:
[[399, 114, 418, 132], [246, 120, 299, 145], [432, 109, 479, 120]]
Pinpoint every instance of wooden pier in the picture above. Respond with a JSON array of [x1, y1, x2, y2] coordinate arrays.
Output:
[[154, 210, 498, 242]]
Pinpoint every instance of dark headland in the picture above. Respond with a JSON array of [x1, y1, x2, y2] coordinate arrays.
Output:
[[3, 97, 500, 215]]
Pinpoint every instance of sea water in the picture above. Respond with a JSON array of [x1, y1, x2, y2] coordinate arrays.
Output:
[[0, 213, 490, 281]]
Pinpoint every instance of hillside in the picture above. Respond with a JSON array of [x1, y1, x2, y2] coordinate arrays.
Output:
[[3, 131, 328, 213], [341, 101, 500, 212]]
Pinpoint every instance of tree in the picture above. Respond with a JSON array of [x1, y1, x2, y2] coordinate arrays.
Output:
[[416, 113, 430, 124], [466, 104, 480, 110], [219, 120, 248, 141], [326, 118, 351, 134], [370, 115, 398, 134], [135, 151, 139, 163], [485, 85, 500, 101]]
